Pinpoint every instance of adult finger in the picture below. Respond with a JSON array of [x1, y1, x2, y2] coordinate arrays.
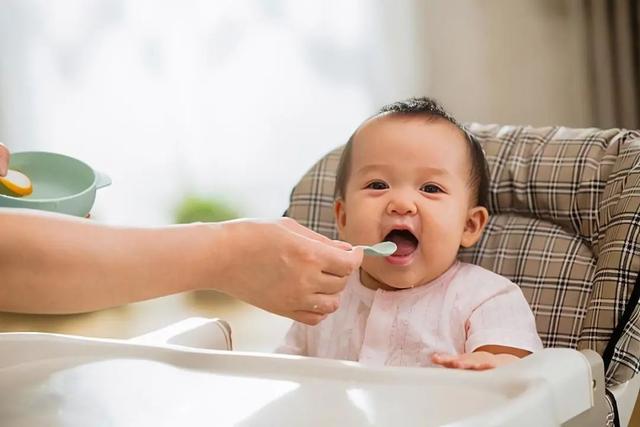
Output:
[[303, 293, 340, 314], [330, 239, 352, 250], [292, 311, 327, 326], [318, 245, 363, 278], [311, 271, 351, 295], [281, 218, 353, 251], [0, 143, 9, 176]]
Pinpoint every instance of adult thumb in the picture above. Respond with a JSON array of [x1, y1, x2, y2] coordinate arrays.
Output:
[[0, 143, 9, 177]]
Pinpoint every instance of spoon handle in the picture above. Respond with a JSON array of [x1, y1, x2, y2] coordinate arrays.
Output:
[[353, 241, 397, 257], [356, 246, 378, 256]]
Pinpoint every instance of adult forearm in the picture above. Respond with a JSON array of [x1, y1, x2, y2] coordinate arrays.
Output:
[[0, 210, 219, 313], [0, 212, 362, 323]]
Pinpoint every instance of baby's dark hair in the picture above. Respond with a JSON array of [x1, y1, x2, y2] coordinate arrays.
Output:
[[334, 97, 490, 209]]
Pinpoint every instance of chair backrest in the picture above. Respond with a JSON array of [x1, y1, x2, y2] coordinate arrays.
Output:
[[285, 123, 640, 389]]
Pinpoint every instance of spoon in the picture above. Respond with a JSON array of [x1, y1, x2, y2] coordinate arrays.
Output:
[[0, 169, 33, 196], [354, 241, 397, 257]]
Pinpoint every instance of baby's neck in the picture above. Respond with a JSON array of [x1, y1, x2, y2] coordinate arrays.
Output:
[[359, 269, 399, 291]]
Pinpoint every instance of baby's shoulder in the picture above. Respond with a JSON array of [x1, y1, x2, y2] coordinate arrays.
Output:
[[451, 262, 519, 293]]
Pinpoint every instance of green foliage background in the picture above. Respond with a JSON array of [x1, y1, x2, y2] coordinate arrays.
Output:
[[174, 195, 239, 224]]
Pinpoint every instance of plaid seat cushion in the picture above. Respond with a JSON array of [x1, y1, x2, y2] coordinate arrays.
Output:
[[286, 124, 640, 392]]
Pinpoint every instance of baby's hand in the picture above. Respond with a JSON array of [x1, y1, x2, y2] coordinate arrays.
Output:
[[431, 351, 519, 370]]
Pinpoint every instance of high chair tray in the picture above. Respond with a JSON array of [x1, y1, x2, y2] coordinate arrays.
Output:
[[0, 332, 594, 426]]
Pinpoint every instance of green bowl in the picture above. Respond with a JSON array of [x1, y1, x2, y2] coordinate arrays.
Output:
[[0, 151, 111, 217]]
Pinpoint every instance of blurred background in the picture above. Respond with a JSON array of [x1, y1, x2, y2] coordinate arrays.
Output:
[[0, 0, 638, 351], [1, 0, 637, 226]]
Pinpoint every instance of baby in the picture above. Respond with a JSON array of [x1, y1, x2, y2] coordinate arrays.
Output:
[[278, 97, 543, 370]]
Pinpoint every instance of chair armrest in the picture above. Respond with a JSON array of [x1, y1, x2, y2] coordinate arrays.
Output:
[[494, 348, 598, 425], [562, 350, 607, 427]]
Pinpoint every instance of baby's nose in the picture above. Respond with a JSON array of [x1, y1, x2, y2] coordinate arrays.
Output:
[[387, 196, 417, 215]]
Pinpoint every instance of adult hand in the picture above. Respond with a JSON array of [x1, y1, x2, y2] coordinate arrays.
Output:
[[214, 218, 363, 325], [0, 142, 9, 176]]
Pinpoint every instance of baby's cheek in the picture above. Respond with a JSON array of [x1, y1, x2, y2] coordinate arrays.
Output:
[[427, 214, 466, 249], [436, 200, 467, 221], [345, 219, 378, 243]]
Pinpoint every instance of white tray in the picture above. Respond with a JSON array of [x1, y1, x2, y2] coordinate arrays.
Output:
[[0, 319, 593, 426]]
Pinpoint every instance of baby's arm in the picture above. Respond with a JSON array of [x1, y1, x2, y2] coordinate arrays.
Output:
[[431, 270, 543, 370], [431, 345, 531, 370]]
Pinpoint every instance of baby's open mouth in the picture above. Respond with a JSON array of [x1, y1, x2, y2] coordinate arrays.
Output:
[[384, 229, 419, 257]]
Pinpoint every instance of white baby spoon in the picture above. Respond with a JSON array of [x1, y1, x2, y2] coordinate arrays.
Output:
[[354, 241, 397, 257]]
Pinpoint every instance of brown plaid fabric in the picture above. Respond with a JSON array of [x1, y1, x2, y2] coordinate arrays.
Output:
[[286, 123, 640, 404]]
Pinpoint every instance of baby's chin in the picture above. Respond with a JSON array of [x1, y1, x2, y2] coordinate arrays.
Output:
[[385, 277, 425, 290], [360, 268, 424, 291], [384, 282, 418, 291]]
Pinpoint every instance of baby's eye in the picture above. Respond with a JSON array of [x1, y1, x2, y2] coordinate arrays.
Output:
[[365, 181, 388, 190], [420, 184, 442, 194]]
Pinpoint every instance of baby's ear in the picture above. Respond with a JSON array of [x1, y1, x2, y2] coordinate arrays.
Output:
[[334, 199, 347, 238], [460, 206, 489, 248]]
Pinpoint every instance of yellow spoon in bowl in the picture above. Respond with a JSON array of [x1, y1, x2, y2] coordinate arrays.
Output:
[[0, 169, 33, 196]]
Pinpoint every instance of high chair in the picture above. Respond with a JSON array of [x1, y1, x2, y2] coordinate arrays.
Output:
[[1, 124, 638, 426], [285, 123, 640, 427]]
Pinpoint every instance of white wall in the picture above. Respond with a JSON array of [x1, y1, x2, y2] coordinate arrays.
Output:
[[417, 0, 594, 127]]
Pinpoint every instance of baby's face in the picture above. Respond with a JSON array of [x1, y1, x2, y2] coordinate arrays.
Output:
[[335, 115, 487, 290]]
